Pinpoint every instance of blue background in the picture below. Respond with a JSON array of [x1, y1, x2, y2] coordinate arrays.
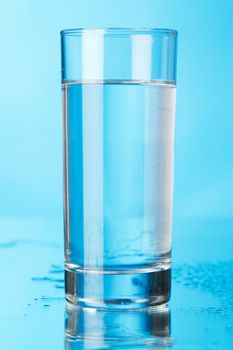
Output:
[[0, 2, 233, 349], [0, 0, 232, 220]]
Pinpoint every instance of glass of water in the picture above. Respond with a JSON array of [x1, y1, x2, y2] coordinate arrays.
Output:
[[61, 28, 177, 309]]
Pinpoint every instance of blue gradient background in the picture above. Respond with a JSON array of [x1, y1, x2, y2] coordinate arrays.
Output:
[[0, 2, 233, 349], [0, 0, 232, 221]]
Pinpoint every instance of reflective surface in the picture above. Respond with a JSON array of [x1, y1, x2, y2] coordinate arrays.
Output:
[[65, 305, 171, 349], [0, 218, 233, 349]]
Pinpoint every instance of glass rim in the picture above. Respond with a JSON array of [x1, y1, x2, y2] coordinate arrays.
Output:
[[60, 27, 178, 37]]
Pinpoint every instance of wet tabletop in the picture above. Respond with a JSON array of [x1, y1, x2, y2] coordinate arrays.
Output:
[[0, 218, 232, 349]]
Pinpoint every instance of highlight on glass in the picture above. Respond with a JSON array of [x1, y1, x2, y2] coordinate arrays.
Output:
[[61, 28, 178, 309]]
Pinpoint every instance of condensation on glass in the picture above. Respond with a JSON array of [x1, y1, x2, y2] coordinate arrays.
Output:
[[61, 28, 178, 309]]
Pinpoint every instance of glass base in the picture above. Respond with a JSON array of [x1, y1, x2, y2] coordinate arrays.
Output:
[[65, 266, 171, 309]]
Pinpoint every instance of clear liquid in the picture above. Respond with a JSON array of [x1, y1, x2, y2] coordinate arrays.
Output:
[[62, 80, 176, 307]]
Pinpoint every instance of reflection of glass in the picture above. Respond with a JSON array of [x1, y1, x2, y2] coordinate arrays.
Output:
[[61, 28, 177, 308], [65, 305, 171, 349]]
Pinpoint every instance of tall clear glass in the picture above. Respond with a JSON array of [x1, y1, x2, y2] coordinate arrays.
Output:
[[61, 28, 178, 309]]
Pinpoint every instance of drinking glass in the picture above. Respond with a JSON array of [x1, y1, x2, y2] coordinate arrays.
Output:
[[61, 28, 177, 309]]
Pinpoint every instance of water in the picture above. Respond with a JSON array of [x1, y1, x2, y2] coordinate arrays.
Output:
[[62, 80, 176, 308]]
